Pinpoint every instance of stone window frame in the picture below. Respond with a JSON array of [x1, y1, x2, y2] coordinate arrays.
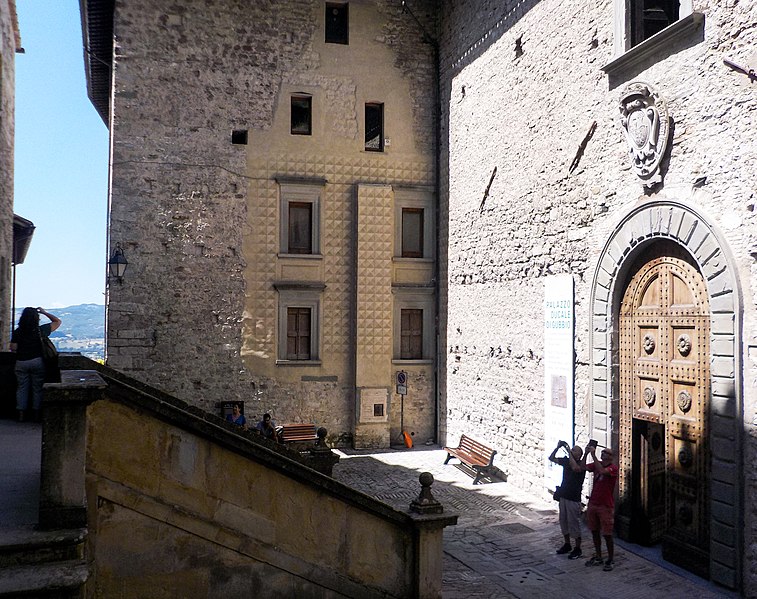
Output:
[[588, 198, 742, 589], [603, 1, 703, 78], [392, 286, 434, 364], [274, 282, 325, 366], [277, 178, 324, 258], [393, 187, 435, 261]]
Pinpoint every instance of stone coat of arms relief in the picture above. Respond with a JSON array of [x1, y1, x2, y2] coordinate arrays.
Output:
[[619, 82, 670, 188]]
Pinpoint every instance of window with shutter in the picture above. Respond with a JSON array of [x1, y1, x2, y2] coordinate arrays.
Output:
[[400, 309, 423, 360], [286, 307, 311, 360]]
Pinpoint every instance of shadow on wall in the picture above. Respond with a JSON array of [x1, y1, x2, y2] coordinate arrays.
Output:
[[440, 0, 542, 78]]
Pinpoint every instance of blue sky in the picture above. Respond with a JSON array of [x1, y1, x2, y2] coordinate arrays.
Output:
[[14, 1, 108, 309]]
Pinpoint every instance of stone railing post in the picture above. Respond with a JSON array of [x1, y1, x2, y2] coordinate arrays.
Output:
[[38, 370, 107, 530], [409, 473, 458, 599]]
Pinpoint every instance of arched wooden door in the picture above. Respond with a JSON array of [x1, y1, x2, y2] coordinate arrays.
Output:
[[618, 249, 710, 578]]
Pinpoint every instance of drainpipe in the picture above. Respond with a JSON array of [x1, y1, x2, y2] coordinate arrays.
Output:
[[432, 41, 441, 445]]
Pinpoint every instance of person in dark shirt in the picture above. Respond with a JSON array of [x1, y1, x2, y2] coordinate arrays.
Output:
[[10, 307, 62, 422], [549, 440, 586, 559], [255, 413, 279, 440]]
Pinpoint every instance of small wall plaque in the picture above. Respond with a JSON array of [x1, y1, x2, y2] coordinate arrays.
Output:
[[358, 388, 389, 423]]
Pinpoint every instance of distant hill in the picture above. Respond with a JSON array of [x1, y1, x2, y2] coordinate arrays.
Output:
[[14, 304, 105, 360]]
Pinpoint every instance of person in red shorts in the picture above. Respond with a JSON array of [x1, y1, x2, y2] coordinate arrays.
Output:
[[581, 444, 618, 571]]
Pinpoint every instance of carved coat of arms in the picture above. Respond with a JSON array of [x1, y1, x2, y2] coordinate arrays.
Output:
[[618, 82, 670, 188]]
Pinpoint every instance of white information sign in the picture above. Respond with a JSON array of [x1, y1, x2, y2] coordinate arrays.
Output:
[[543, 274, 575, 491]]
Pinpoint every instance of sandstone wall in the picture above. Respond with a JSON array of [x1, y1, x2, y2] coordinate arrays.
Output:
[[438, 0, 756, 589], [85, 395, 418, 598]]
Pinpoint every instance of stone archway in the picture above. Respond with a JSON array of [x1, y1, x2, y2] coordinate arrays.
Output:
[[588, 198, 742, 589]]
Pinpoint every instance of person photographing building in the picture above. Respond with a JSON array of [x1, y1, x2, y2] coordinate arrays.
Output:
[[582, 442, 618, 571], [10, 307, 62, 422], [549, 440, 586, 559]]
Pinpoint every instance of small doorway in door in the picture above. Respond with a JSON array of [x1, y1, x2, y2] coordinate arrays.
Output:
[[629, 419, 665, 545]]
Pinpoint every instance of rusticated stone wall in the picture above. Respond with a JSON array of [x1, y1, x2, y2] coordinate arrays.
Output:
[[438, 0, 757, 591], [105, 0, 438, 446]]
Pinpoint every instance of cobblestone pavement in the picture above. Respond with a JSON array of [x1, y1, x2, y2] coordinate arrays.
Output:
[[332, 446, 735, 599]]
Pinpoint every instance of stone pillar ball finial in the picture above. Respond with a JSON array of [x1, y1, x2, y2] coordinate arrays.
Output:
[[410, 471, 444, 514]]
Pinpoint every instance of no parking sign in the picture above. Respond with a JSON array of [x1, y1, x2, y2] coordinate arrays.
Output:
[[396, 371, 407, 395]]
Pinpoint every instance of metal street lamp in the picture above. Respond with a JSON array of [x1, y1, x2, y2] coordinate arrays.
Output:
[[107, 243, 128, 284]]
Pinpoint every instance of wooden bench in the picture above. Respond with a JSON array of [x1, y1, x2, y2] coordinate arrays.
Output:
[[279, 423, 319, 445], [443, 434, 497, 484]]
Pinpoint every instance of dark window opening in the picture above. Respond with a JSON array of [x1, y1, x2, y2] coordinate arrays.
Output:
[[631, 0, 679, 46], [288, 201, 313, 254], [401, 208, 424, 258], [365, 103, 384, 152], [373, 403, 384, 417], [231, 129, 248, 145], [401, 309, 423, 360], [325, 3, 349, 45], [287, 307, 311, 360], [291, 95, 312, 135]]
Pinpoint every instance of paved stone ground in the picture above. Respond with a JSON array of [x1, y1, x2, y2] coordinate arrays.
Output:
[[332, 446, 736, 599]]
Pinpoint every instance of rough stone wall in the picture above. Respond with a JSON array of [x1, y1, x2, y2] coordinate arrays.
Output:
[[106, 0, 438, 444], [438, 0, 757, 589], [0, 2, 17, 348]]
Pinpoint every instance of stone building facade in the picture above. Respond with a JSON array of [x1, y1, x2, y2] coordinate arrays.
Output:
[[83, 0, 757, 592], [0, 0, 20, 345], [437, 0, 756, 593], [82, 0, 438, 448]]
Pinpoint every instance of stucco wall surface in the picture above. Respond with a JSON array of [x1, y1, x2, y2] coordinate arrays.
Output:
[[85, 399, 416, 598], [438, 0, 756, 590]]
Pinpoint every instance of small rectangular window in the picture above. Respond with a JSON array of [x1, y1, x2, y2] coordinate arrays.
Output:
[[288, 202, 313, 254], [365, 103, 384, 152], [325, 3, 349, 45], [400, 309, 423, 360], [291, 95, 312, 135], [631, 0, 679, 46], [231, 129, 248, 145], [401, 208, 424, 258], [287, 307, 311, 360]]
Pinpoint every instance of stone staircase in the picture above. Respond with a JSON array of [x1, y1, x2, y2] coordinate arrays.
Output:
[[0, 528, 88, 598]]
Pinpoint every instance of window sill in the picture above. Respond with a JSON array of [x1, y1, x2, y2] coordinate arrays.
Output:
[[393, 257, 434, 263], [277, 253, 323, 260], [276, 359, 323, 366], [391, 359, 434, 365], [602, 12, 705, 78]]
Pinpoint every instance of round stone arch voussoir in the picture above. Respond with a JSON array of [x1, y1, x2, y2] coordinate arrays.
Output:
[[590, 199, 741, 423], [589, 197, 743, 588]]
